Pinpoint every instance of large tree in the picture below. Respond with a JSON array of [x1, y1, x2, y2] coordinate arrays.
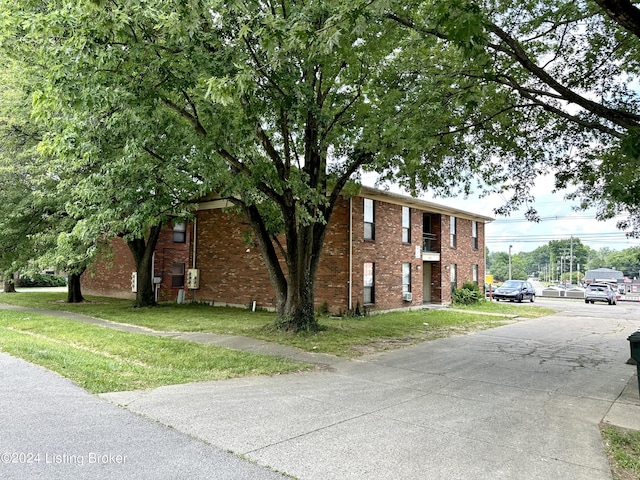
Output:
[[1, 0, 500, 329], [0, 57, 99, 302], [387, 1, 640, 234]]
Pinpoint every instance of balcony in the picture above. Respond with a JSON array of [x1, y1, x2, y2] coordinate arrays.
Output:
[[422, 233, 440, 262]]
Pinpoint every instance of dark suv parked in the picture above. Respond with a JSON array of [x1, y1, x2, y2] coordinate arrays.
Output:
[[493, 280, 536, 303]]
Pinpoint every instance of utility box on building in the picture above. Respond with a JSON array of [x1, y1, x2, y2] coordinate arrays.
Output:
[[187, 269, 200, 290]]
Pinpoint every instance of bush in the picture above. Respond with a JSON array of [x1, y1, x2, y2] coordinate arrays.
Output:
[[452, 282, 481, 305], [18, 273, 67, 288]]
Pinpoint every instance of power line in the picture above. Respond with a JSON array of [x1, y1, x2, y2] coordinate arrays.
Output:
[[490, 214, 628, 223], [487, 232, 634, 240]]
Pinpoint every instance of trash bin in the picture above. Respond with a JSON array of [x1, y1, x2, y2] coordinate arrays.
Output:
[[627, 330, 640, 397]]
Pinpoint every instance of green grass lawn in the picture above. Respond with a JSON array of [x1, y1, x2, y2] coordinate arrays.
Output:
[[0, 292, 554, 357], [601, 425, 640, 480], [0, 309, 309, 393], [451, 300, 554, 318]]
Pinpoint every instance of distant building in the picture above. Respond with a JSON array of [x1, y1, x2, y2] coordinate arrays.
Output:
[[584, 268, 624, 286]]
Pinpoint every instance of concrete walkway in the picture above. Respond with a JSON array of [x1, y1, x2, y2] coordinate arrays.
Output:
[[0, 353, 291, 480], [2, 299, 640, 479]]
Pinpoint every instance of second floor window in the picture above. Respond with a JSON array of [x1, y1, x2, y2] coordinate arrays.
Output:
[[364, 198, 375, 240], [402, 206, 411, 243], [173, 223, 186, 243], [472, 221, 478, 250], [450, 216, 456, 248]]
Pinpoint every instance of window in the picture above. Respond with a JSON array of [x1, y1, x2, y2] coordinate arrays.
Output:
[[364, 262, 375, 304], [450, 216, 456, 248], [402, 263, 411, 293], [402, 206, 411, 243], [450, 264, 457, 290], [472, 264, 479, 283], [172, 262, 185, 288], [423, 214, 434, 252], [173, 223, 186, 243], [472, 221, 478, 250], [364, 199, 375, 240]]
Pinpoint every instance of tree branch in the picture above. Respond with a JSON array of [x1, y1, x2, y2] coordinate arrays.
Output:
[[218, 148, 286, 205], [488, 21, 640, 130], [594, 0, 640, 38], [162, 97, 208, 136]]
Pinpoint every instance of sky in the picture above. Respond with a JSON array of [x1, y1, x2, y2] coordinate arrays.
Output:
[[360, 173, 640, 255]]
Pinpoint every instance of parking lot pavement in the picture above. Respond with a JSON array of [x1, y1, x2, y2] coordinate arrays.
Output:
[[0, 353, 287, 480]]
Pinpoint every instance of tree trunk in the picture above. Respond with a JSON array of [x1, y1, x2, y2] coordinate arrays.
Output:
[[66, 268, 85, 303], [2, 272, 18, 293], [239, 179, 343, 332], [280, 269, 318, 332], [3, 278, 16, 293], [259, 212, 327, 332], [126, 223, 163, 307], [278, 222, 321, 332]]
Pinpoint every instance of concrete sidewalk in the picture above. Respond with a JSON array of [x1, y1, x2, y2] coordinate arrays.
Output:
[[0, 353, 289, 480]]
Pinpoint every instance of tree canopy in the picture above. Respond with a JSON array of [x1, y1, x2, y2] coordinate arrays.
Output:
[[2, 0, 640, 327], [0, 57, 89, 298], [0, 0, 512, 327]]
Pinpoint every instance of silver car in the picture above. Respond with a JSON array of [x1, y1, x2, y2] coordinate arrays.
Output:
[[584, 283, 618, 305]]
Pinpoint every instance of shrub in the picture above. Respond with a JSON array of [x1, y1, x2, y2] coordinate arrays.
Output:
[[452, 282, 481, 305], [17, 273, 67, 288]]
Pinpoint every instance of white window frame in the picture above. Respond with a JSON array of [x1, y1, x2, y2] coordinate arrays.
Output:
[[364, 199, 375, 240], [472, 221, 478, 250], [364, 262, 375, 304], [402, 206, 411, 243], [450, 216, 456, 248], [173, 222, 186, 243], [402, 263, 411, 293]]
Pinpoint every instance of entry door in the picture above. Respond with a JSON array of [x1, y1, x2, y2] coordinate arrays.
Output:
[[423, 263, 432, 303]]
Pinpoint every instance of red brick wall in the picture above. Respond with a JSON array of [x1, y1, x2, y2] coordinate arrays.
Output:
[[190, 202, 351, 312], [82, 238, 136, 300], [82, 222, 191, 301], [439, 215, 485, 303], [189, 209, 278, 307], [350, 198, 427, 312], [82, 196, 485, 312], [153, 224, 191, 301], [314, 198, 350, 312]]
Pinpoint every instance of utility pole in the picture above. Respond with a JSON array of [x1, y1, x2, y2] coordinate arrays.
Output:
[[570, 236, 574, 286], [509, 245, 513, 280]]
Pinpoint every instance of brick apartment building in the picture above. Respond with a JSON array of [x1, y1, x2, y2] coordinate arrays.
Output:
[[82, 187, 493, 313]]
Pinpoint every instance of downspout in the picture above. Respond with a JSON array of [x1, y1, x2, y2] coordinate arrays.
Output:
[[152, 252, 158, 303], [348, 197, 353, 311], [192, 217, 197, 269]]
